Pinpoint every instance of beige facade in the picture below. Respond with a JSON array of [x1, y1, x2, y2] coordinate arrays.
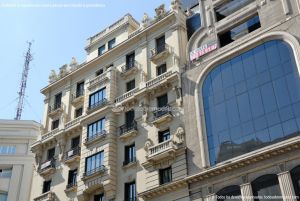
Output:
[[30, 1, 188, 201], [0, 119, 40, 201]]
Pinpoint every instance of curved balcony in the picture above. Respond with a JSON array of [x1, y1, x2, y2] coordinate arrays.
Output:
[[84, 130, 107, 146], [38, 159, 56, 176], [64, 147, 80, 164], [87, 98, 108, 114], [150, 44, 170, 64], [152, 105, 173, 126], [119, 121, 138, 141]]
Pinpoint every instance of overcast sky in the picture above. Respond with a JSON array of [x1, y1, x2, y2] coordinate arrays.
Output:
[[0, 0, 172, 122]]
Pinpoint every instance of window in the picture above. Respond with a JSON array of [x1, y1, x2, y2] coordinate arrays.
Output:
[[217, 185, 242, 201], [0, 169, 12, 178], [94, 194, 104, 201], [76, 81, 84, 97], [89, 87, 106, 109], [85, 151, 104, 176], [157, 63, 167, 76], [126, 80, 135, 92], [202, 40, 300, 165], [42, 180, 51, 193], [54, 92, 62, 109], [47, 148, 55, 160], [71, 136, 80, 148], [187, 13, 201, 39], [0, 146, 16, 155], [252, 175, 282, 200], [156, 35, 166, 54], [87, 118, 106, 140], [291, 165, 300, 199], [124, 144, 136, 165], [125, 181, 136, 201], [108, 38, 116, 50], [67, 169, 77, 187], [0, 193, 8, 201], [126, 52, 135, 69], [219, 15, 261, 47], [215, 0, 255, 21], [75, 107, 83, 118], [157, 94, 168, 108], [159, 167, 172, 184], [96, 69, 104, 76], [159, 129, 171, 143], [51, 119, 59, 130], [98, 45, 105, 56], [125, 110, 135, 126]]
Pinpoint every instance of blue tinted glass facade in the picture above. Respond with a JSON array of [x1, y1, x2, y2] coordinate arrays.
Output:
[[202, 40, 300, 165]]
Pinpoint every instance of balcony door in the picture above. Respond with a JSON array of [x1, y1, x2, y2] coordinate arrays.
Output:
[[125, 110, 135, 126], [126, 52, 135, 69], [157, 94, 168, 108], [54, 92, 62, 108], [125, 181, 136, 201], [71, 136, 80, 148], [76, 81, 84, 97], [156, 35, 165, 54], [125, 144, 136, 164], [159, 129, 170, 143], [47, 148, 55, 160]]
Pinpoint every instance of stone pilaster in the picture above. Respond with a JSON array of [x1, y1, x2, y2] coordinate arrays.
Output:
[[240, 183, 254, 201], [277, 171, 297, 201]]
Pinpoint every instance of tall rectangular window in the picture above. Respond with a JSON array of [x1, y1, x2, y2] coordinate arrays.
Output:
[[125, 181, 136, 201], [71, 136, 80, 148], [51, 119, 59, 130], [76, 81, 84, 97], [157, 94, 168, 108], [94, 194, 104, 201], [159, 167, 172, 184], [47, 148, 55, 160], [42, 180, 51, 193], [54, 92, 62, 109], [67, 169, 77, 187], [126, 80, 135, 92], [156, 35, 166, 54], [159, 129, 171, 143], [98, 45, 105, 56], [126, 52, 135, 69], [89, 87, 106, 108], [124, 144, 136, 165], [157, 63, 167, 76], [108, 38, 116, 50], [87, 118, 106, 139], [218, 15, 261, 47], [75, 107, 83, 118], [85, 151, 104, 176], [125, 110, 135, 126]]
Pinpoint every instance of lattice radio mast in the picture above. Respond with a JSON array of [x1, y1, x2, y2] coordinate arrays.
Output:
[[15, 42, 33, 120]]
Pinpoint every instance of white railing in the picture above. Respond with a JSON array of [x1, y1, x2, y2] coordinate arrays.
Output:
[[89, 71, 108, 87], [65, 116, 82, 129], [115, 88, 139, 103], [146, 71, 173, 88], [148, 139, 174, 157], [34, 192, 55, 201], [41, 128, 60, 140]]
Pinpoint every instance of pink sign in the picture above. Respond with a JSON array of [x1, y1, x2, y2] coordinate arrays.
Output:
[[190, 42, 218, 61]]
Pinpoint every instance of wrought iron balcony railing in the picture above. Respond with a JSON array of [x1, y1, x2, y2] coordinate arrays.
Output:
[[48, 102, 62, 113], [65, 146, 80, 161], [39, 158, 56, 173], [66, 181, 77, 189], [85, 130, 107, 143], [153, 105, 172, 120], [119, 121, 137, 136], [71, 89, 84, 100], [121, 61, 137, 73], [151, 43, 168, 57], [87, 98, 107, 112]]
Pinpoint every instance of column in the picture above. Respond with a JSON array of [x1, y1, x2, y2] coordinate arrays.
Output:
[[8, 165, 23, 201], [278, 171, 297, 201], [240, 183, 254, 201]]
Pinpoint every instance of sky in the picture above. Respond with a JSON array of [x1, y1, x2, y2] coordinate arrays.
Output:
[[0, 0, 172, 123]]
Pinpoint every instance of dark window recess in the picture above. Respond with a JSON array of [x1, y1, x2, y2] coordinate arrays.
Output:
[[42, 180, 51, 193], [157, 94, 168, 108], [108, 38, 116, 50], [96, 69, 104, 76], [71, 136, 80, 148], [54, 93, 62, 109], [98, 45, 105, 56], [76, 81, 84, 97], [75, 107, 83, 118], [159, 129, 171, 143], [251, 175, 282, 200], [51, 119, 59, 130], [85, 151, 104, 176], [157, 64, 167, 76], [125, 181, 136, 201], [217, 185, 242, 201], [67, 169, 77, 187], [89, 87, 106, 108], [186, 13, 201, 39], [47, 148, 55, 160], [94, 194, 104, 201], [156, 35, 166, 54], [126, 52, 135, 69], [219, 15, 261, 47], [159, 167, 172, 184], [125, 110, 135, 126], [215, 0, 255, 21], [124, 144, 136, 165], [126, 80, 135, 92], [291, 165, 300, 198]]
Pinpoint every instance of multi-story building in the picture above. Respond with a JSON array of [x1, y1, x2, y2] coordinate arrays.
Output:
[[30, 1, 188, 201], [0, 119, 40, 201]]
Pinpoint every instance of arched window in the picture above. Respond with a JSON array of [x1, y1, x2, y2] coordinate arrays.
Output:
[[217, 185, 242, 201], [251, 174, 282, 200], [202, 40, 300, 165], [291, 165, 300, 200]]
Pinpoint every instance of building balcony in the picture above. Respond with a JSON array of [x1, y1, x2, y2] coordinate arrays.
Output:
[[122, 157, 137, 169], [65, 116, 82, 131], [48, 103, 62, 117], [65, 181, 77, 193], [147, 140, 178, 162], [64, 147, 80, 164], [33, 191, 56, 201], [82, 165, 106, 181], [71, 90, 84, 107], [41, 128, 61, 141], [145, 70, 178, 92], [120, 61, 139, 78], [84, 130, 107, 146], [87, 98, 108, 114], [38, 159, 56, 176], [115, 88, 139, 106], [119, 121, 138, 141], [88, 70, 112, 90], [150, 44, 170, 64], [152, 105, 173, 126]]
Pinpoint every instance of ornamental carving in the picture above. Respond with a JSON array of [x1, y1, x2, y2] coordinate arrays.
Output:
[[144, 139, 154, 152], [171, 0, 182, 11], [174, 126, 185, 144], [48, 70, 57, 83], [155, 4, 166, 20]]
